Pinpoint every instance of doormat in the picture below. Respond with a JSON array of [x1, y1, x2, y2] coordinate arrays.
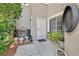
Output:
[[38, 39, 46, 42]]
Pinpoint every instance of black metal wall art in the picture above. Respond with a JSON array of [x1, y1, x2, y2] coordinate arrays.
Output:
[[63, 4, 79, 32]]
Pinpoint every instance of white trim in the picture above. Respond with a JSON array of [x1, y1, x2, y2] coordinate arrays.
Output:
[[47, 11, 64, 32], [48, 11, 64, 20], [47, 19, 50, 32], [56, 17, 58, 31]]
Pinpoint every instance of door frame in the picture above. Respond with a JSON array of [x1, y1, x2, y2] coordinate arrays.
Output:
[[37, 17, 47, 40]]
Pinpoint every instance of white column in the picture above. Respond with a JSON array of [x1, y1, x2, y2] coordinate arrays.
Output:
[[56, 17, 58, 31], [47, 19, 50, 32]]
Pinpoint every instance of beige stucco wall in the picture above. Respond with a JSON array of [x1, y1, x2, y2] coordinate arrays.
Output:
[[31, 3, 48, 40], [15, 4, 48, 41], [64, 4, 79, 56], [16, 5, 31, 31], [64, 22, 79, 56], [48, 3, 66, 17]]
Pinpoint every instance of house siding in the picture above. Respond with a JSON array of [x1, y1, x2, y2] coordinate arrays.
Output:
[[31, 3, 48, 40], [64, 4, 79, 56], [16, 5, 31, 30], [48, 3, 79, 56]]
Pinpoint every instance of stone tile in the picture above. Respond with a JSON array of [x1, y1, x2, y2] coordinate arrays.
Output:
[[15, 39, 57, 56], [30, 53, 40, 56], [15, 44, 39, 56], [35, 44, 56, 56], [34, 40, 53, 48]]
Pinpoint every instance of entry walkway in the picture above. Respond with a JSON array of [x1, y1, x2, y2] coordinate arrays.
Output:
[[15, 39, 58, 56]]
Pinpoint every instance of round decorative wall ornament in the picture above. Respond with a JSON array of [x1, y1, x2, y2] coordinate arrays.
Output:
[[63, 4, 79, 32]]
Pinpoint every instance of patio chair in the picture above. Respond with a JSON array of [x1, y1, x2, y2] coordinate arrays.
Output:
[[17, 29, 33, 42]]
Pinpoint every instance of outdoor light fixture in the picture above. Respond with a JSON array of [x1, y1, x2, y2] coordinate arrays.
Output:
[[63, 4, 79, 32]]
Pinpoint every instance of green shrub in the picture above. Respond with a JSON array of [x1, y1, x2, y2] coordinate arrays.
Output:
[[0, 4, 22, 55], [0, 34, 14, 55], [48, 31, 63, 43], [0, 3, 22, 34]]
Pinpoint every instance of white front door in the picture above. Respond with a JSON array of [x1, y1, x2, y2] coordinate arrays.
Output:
[[37, 17, 46, 40]]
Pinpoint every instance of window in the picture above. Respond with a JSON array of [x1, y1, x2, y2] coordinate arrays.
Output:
[[50, 18, 57, 32], [49, 15, 63, 33]]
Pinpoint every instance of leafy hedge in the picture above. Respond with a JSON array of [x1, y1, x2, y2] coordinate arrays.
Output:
[[0, 3, 22, 55]]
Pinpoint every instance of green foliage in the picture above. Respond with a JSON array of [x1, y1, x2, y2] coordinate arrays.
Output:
[[0, 4, 22, 55], [0, 33, 15, 55], [0, 33, 6, 40], [0, 3, 22, 19], [0, 18, 14, 34], [48, 31, 63, 43], [0, 3, 22, 34]]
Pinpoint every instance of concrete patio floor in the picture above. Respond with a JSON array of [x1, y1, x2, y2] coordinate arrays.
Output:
[[15, 39, 58, 56]]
